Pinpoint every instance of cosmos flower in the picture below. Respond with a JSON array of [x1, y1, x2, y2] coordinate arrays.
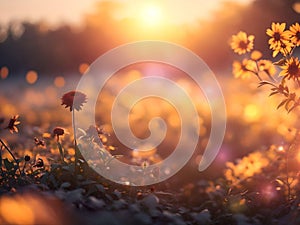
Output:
[[279, 57, 300, 81], [5, 115, 20, 134], [230, 31, 255, 55], [61, 91, 87, 112]]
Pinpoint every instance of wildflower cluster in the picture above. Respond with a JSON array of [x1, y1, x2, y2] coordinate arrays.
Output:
[[229, 22, 300, 205], [0, 115, 21, 169], [230, 22, 300, 112], [224, 141, 300, 202]]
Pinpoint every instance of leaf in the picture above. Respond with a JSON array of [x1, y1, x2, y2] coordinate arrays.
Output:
[[277, 99, 288, 109], [275, 178, 286, 186], [16, 158, 24, 163], [288, 103, 298, 113], [3, 158, 14, 171], [285, 99, 293, 111], [269, 91, 279, 97], [57, 141, 64, 162], [258, 80, 277, 88], [273, 58, 287, 66]]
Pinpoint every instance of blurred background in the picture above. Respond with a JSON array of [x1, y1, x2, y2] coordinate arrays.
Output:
[[0, 0, 300, 181], [0, 0, 299, 74]]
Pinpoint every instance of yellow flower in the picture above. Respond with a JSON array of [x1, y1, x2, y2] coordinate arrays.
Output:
[[287, 22, 300, 46], [266, 23, 290, 50], [232, 59, 256, 79], [230, 31, 255, 55], [224, 151, 269, 185], [279, 57, 300, 81], [257, 59, 276, 76], [250, 50, 262, 61], [271, 40, 293, 57]]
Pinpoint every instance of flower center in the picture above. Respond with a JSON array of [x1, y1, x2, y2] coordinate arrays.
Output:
[[288, 63, 300, 77], [281, 42, 287, 48], [241, 64, 248, 72], [296, 31, 300, 40], [274, 32, 281, 41], [238, 41, 248, 49]]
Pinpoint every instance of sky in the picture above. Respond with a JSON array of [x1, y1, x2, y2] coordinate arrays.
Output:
[[0, 0, 253, 27]]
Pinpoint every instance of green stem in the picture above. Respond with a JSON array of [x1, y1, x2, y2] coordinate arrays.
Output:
[[253, 61, 264, 81], [285, 128, 300, 201], [72, 110, 79, 174], [0, 138, 21, 174], [256, 74, 263, 81], [57, 140, 65, 163], [22, 162, 27, 174], [285, 149, 291, 201], [266, 72, 276, 82]]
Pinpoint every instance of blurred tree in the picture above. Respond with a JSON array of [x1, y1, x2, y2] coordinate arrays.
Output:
[[0, 0, 298, 76]]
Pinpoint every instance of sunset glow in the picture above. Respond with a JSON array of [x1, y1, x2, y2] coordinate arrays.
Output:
[[140, 4, 163, 26], [0, 0, 254, 27], [0, 0, 299, 224]]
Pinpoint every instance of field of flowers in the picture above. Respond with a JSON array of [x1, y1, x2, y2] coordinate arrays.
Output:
[[0, 20, 300, 225]]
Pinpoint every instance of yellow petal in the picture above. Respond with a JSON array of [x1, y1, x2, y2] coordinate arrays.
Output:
[[251, 50, 262, 60]]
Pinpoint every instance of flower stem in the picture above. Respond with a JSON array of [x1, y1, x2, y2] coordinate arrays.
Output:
[[285, 128, 300, 201], [72, 110, 79, 174], [0, 138, 21, 174], [22, 162, 27, 174], [57, 140, 65, 163]]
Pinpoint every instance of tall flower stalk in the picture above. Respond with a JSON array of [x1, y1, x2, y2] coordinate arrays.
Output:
[[0, 115, 21, 174], [61, 90, 87, 173], [53, 127, 65, 163], [230, 22, 300, 201], [230, 22, 300, 112]]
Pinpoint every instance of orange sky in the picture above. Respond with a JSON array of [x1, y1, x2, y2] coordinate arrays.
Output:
[[0, 0, 253, 27]]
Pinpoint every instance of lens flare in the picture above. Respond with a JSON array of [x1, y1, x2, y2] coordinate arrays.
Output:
[[141, 4, 162, 26]]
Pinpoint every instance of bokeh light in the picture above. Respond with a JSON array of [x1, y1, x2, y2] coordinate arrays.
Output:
[[0, 66, 9, 79], [54, 76, 65, 88], [78, 63, 90, 75], [0, 1, 299, 224], [293, 2, 300, 13], [26, 70, 38, 84], [243, 104, 261, 122]]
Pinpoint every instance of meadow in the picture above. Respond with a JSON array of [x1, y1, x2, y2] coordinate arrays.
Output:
[[0, 1, 300, 224]]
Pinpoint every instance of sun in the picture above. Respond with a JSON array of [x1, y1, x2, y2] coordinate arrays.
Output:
[[140, 4, 163, 26]]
